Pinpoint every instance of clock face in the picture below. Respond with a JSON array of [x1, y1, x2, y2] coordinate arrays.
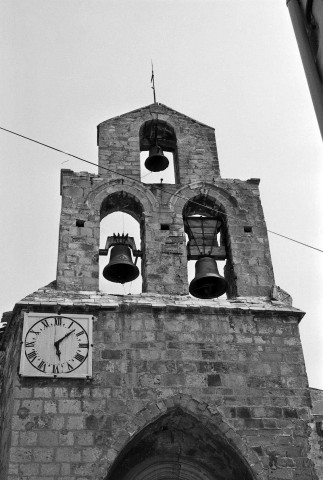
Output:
[[20, 313, 93, 378]]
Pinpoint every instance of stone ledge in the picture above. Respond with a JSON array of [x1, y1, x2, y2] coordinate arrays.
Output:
[[12, 283, 305, 320]]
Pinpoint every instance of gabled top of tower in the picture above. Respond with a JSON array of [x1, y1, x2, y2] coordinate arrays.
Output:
[[98, 103, 215, 129], [97, 103, 220, 183]]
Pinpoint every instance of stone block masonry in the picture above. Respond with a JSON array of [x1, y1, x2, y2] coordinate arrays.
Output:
[[0, 103, 318, 479], [0, 290, 318, 479], [57, 103, 275, 297], [57, 171, 274, 297], [97, 103, 220, 184], [309, 388, 323, 479]]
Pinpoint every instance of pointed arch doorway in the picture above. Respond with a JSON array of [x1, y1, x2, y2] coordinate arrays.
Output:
[[106, 408, 256, 480]]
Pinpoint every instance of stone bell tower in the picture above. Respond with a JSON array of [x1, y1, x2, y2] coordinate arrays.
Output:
[[0, 103, 318, 480]]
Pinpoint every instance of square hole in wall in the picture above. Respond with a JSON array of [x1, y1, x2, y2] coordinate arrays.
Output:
[[160, 224, 170, 231], [76, 219, 85, 227], [244, 226, 252, 233]]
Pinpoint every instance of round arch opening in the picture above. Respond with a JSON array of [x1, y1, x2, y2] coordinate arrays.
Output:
[[139, 119, 178, 184], [99, 192, 145, 294], [182, 194, 231, 299]]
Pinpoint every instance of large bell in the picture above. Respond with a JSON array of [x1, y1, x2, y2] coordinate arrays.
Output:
[[189, 256, 227, 299], [144, 145, 169, 172], [103, 245, 139, 284]]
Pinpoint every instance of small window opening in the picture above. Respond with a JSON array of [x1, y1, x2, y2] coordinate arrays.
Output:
[[244, 226, 252, 233], [160, 224, 170, 231], [76, 219, 85, 227]]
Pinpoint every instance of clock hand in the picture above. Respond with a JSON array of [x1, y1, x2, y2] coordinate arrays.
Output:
[[54, 328, 76, 362], [55, 343, 61, 360], [54, 329, 76, 347], [54, 328, 61, 360]]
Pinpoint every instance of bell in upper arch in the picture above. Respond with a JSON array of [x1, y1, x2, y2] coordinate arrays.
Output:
[[103, 245, 139, 284], [189, 256, 228, 299], [144, 145, 169, 172]]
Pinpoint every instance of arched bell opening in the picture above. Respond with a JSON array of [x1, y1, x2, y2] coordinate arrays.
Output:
[[139, 119, 178, 184], [99, 192, 145, 294], [183, 195, 233, 299], [105, 408, 255, 480]]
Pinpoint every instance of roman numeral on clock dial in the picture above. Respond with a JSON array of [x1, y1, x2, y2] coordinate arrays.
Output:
[[74, 352, 85, 363], [27, 350, 37, 362], [38, 361, 46, 372]]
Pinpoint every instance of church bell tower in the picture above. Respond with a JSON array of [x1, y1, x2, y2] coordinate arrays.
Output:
[[0, 103, 318, 479]]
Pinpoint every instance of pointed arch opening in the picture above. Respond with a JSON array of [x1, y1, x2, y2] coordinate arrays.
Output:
[[106, 408, 255, 480]]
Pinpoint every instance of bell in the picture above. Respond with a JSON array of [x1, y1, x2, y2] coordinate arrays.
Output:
[[189, 257, 227, 299], [103, 245, 139, 284], [144, 145, 169, 172]]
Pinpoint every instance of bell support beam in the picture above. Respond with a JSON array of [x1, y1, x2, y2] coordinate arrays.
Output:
[[187, 245, 226, 260]]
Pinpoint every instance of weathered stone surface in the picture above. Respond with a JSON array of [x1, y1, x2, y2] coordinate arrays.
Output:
[[309, 388, 323, 479], [56, 104, 275, 296], [0, 105, 319, 479], [0, 290, 318, 480]]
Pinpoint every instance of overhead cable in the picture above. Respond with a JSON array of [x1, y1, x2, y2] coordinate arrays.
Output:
[[1, 125, 322, 253]]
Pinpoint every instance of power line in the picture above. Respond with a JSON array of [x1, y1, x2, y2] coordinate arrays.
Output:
[[1, 125, 322, 253], [267, 230, 323, 252], [0, 126, 232, 219]]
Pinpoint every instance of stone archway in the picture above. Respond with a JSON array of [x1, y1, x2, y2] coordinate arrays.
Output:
[[171, 182, 241, 299], [169, 181, 240, 213], [122, 455, 218, 480], [105, 398, 263, 480], [85, 178, 159, 216], [83, 178, 159, 292]]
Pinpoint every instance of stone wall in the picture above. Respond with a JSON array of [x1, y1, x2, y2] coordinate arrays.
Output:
[[1, 104, 307, 480], [57, 171, 274, 297], [0, 310, 23, 479], [1, 289, 317, 480], [56, 104, 275, 296], [309, 388, 323, 479], [97, 103, 220, 184]]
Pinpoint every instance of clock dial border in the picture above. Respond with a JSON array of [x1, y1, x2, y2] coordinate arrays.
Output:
[[19, 312, 93, 378]]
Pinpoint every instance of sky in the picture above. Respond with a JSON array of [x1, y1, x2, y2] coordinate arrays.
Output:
[[1, 0, 322, 389]]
